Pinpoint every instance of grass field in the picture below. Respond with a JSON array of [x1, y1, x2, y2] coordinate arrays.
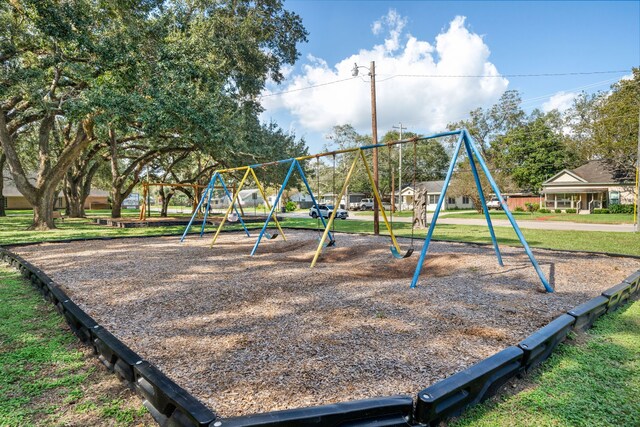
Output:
[[1, 210, 639, 425], [452, 299, 640, 427], [443, 210, 636, 224], [0, 265, 152, 426]]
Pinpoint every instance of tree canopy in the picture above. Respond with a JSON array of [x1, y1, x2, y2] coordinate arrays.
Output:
[[0, 0, 308, 227]]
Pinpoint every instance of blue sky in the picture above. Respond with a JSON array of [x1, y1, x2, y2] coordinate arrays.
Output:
[[261, 1, 639, 153]]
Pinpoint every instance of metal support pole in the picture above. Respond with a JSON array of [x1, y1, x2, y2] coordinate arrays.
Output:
[[215, 175, 251, 237], [370, 61, 379, 235], [310, 154, 360, 268], [251, 160, 297, 256], [464, 130, 553, 293], [250, 168, 287, 241], [410, 132, 465, 288], [464, 138, 503, 266], [199, 172, 218, 237], [393, 123, 406, 211], [210, 168, 251, 247], [296, 161, 334, 243], [180, 175, 215, 242]]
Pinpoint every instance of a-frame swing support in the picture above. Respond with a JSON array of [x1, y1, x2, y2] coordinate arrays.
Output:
[[179, 128, 553, 293], [409, 129, 553, 292], [179, 171, 251, 242]]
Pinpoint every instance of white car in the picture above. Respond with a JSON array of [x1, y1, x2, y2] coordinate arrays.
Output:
[[486, 197, 502, 210], [309, 204, 349, 219]]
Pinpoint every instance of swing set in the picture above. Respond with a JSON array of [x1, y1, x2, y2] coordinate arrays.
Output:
[[181, 129, 554, 293]]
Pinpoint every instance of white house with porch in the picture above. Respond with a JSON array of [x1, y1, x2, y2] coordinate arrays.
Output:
[[398, 180, 474, 211], [541, 160, 635, 213]]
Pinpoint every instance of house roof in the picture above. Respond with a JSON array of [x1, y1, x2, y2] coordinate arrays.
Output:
[[544, 160, 629, 186], [3, 167, 109, 197], [415, 180, 445, 193], [571, 160, 617, 183], [400, 180, 445, 195]]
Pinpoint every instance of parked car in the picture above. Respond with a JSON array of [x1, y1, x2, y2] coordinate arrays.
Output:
[[309, 204, 349, 219], [486, 197, 502, 210], [359, 198, 374, 210]]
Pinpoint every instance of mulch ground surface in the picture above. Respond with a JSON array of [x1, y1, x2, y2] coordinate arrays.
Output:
[[13, 231, 640, 418]]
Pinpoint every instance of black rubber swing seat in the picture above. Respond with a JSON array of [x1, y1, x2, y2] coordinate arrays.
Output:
[[264, 232, 278, 240], [390, 246, 414, 259]]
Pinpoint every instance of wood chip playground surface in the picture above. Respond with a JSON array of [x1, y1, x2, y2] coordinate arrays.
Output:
[[13, 231, 640, 418]]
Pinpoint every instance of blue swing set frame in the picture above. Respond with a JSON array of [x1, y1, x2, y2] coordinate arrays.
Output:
[[181, 129, 554, 293]]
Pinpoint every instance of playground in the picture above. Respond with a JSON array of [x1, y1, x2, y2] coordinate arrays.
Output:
[[13, 230, 640, 418]]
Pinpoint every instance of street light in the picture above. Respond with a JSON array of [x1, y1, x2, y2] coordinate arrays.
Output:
[[352, 61, 380, 235]]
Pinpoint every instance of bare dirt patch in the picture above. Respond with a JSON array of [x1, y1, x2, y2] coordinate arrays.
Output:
[[13, 231, 640, 419]]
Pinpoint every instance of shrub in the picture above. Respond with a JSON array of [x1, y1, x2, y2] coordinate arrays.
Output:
[[525, 202, 540, 213], [593, 208, 610, 214], [554, 209, 562, 213], [565, 208, 576, 214], [538, 208, 551, 213], [285, 201, 297, 212], [608, 204, 634, 214], [514, 206, 525, 212]]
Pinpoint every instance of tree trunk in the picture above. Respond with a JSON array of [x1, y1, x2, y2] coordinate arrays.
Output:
[[30, 187, 57, 230], [111, 191, 124, 218], [160, 190, 175, 217], [0, 152, 6, 217], [64, 180, 85, 217]]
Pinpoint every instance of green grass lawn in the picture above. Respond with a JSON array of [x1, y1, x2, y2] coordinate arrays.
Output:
[[0, 265, 152, 426], [444, 210, 635, 224], [452, 299, 640, 427], [282, 217, 640, 257], [1, 210, 639, 425]]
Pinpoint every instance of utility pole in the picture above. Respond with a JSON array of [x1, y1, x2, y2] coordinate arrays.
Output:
[[352, 60, 379, 235], [370, 61, 379, 235], [392, 122, 407, 212]]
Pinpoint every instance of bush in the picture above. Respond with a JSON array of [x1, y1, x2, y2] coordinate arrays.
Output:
[[608, 204, 634, 214], [514, 206, 525, 212], [565, 208, 576, 214], [593, 208, 610, 214], [525, 202, 540, 213], [538, 208, 551, 213], [554, 209, 562, 213], [285, 201, 297, 212]]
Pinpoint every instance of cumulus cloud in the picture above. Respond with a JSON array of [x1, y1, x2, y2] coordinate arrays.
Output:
[[262, 11, 508, 136], [542, 91, 578, 113]]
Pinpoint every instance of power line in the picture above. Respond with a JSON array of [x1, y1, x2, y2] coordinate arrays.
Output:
[[380, 69, 630, 80], [260, 76, 357, 98], [261, 69, 631, 98]]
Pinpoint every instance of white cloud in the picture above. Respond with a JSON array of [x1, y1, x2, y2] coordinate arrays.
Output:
[[542, 91, 578, 113], [262, 12, 508, 137]]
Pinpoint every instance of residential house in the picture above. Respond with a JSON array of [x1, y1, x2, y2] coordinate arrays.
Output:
[[2, 169, 109, 210], [399, 180, 474, 211], [541, 160, 635, 213]]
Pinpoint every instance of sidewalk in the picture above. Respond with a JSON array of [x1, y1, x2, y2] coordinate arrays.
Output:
[[352, 211, 635, 232]]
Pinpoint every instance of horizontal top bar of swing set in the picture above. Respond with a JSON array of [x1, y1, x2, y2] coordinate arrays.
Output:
[[213, 129, 463, 173], [142, 182, 215, 189]]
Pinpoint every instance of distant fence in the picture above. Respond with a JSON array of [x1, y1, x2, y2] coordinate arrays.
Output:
[[506, 196, 541, 211]]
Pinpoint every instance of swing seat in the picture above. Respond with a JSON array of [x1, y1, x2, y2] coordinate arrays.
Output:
[[390, 246, 414, 259], [317, 236, 336, 247], [264, 232, 278, 240]]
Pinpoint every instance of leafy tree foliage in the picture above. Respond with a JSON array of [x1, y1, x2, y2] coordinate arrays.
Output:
[[491, 111, 576, 192], [0, 0, 308, 228]]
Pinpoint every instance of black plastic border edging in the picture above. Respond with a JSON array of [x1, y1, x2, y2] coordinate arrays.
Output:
[[2, 238, 640, 427], [0, 247, 218, 427], [414, 346, 524, 426]]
